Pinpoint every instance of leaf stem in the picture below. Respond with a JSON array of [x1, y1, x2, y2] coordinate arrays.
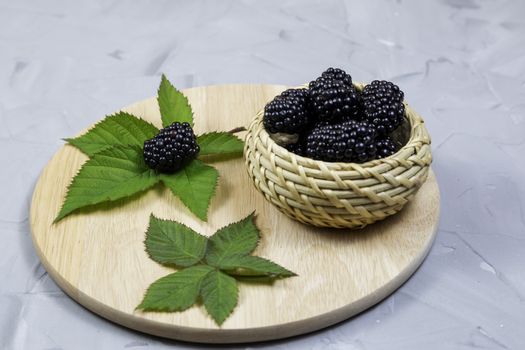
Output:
[[222, 268, 271, 277], [227, 126, 247, 134]]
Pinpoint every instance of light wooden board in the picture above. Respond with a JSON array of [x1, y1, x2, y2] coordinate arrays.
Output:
[[30, 84, 440, 344]]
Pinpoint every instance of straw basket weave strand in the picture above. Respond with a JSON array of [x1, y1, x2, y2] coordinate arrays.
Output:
[[244, 84, 432, 229]]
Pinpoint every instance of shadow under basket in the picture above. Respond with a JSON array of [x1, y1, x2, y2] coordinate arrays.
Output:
[[244, 85, 432, 229]]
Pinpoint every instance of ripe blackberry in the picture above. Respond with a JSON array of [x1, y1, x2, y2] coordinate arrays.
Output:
[[305, 120, 377, 163], [362, 80, 405, 135], [263, 88, 310, 134], [143, 122, 199, 173], [284, 139, 306, 156], [375, 137, 398, 159], [309, 76, 361, 122], [320, 67, 353, 88]]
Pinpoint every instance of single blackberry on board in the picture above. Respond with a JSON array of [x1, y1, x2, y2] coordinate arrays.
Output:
[[361, 80, 405, 135], [305, 120, 377, 163], [143, 122, 200, 173], [263, 88, 310, 134], [375, 137, 399, 159], [308, 77, 361, 122]]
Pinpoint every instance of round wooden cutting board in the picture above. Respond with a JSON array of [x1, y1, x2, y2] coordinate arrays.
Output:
[[30, 84, 440, 344]]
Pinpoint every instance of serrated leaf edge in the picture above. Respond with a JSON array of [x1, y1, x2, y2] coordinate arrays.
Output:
[[53, 145, 160, 223], [160, 161, 220, 222], [65, 111, 159, 155], [204, 212, 260, 265], [144, 213, 209, 267], [136, 265, 214, 312], [158, 74, 194, 127], [208, 211, 259, 243], [200, 270, 239, 326], [221, 255, 298, 278], [196, 132, 245, 158]]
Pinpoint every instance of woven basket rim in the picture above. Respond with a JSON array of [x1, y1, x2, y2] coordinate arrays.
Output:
[[256, 82, 428, 171]]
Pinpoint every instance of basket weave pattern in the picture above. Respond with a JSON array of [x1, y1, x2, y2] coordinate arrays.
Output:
[[244, 87, 432, 229]]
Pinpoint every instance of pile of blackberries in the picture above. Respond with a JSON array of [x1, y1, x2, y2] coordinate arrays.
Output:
[[263, 68, 406, 163]]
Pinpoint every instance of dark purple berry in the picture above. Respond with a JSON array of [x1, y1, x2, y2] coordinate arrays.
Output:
[[305, 120, 377, 163], [284, 141, 306, 156], [309, 70, 361, 122], [263, 88, 310, 134], [361, 80, 405, 135], [375, 137, 399, 159], [320, 67, 353, 88], [143, 122, 199, 173]]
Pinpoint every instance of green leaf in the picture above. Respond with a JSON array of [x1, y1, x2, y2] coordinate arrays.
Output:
[[160, 160, 218, 222], [137, 265, 214, 312], [197, 132, 244, 158], [200, 270, 238, 325], [65, 112, 159, 156], [137, 214, 297, 325], [145, 215, 208, 267], [218, 255, 296, 278], [158, 74, 194, 127], [205, 213, 259, 267], [55, 146, 160, 222]]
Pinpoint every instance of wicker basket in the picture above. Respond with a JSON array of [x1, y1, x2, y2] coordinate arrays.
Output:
[[244, 83, 432, 229]]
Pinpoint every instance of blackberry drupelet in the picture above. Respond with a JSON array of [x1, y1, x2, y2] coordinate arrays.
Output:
[[375, 137, 398, 159], [263, 88, 310, 134], [308, 77, 361, 122], [305, 120, 377, 163], [143, 122, 200, 173], [361, 80, 405, 135]]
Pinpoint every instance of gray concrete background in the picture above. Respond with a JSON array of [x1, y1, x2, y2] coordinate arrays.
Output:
[[1, 0, 524, 349]]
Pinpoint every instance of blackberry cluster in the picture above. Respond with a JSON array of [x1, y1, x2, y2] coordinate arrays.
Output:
[[143, 122, 199, 173], [361, 80, 405, 135], [263, 88, 310, 134], [262, 67, 406, 163], [306, 121, 377, 163]]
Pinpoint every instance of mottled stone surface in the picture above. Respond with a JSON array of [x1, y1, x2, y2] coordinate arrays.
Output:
[[1, 0, 524, 349]]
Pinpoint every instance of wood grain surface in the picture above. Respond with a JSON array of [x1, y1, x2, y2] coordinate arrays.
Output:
[[30, 84, 440, 343]]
